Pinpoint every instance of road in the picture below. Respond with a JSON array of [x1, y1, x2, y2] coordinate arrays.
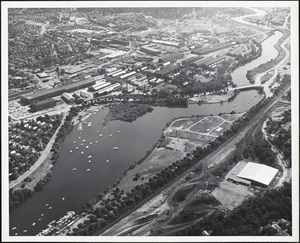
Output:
[[261, 120, 291, 188], [9, 111, 68, 190]]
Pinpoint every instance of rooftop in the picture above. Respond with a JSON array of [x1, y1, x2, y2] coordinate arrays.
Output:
[[237, 162, 279, 186]]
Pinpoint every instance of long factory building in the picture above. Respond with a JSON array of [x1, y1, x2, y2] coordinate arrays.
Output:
[[20, 78, 96, 104]]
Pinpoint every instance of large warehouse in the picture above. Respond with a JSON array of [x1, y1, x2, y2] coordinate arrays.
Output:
[[237, 162, 279, 187], [20, 78, 96, 104], [226, 161, 279, 187]]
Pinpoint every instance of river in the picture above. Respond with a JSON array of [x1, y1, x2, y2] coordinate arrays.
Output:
[[231, 30, 282, 87], [9, 15, 283, 238]]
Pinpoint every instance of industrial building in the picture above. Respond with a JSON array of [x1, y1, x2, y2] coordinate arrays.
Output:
[[158, 52, 185, 63], [193, 56, 214, 67], [182, 56, 203, 66], [155, 65, 179, 76], [151, 39, 180, 47], [95, 83, 121, 95], [237, 162, 279, 187], [111, 38, 129, 46], [226, 161, 279, 187], [61, 92, 74, 103], [140, 46, 161, 56], [20, 78, 96, 104], [192, 42, 235, 55], [80, 90, 92, 99], [120, 71, 136, 79], [90, 81, 111, 92], [30, 98, 58, 112], [135, 55, 154, 62]]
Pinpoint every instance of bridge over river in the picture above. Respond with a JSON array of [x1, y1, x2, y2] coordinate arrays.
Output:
[[233, 84, 262, 91]]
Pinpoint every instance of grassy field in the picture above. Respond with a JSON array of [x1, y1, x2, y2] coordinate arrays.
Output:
[[189, 116, 224, 133], [210, 121, 232, 137], [220, 113, 243, 122], [104, 113, 242, 200], [118, 147, 185, 193], [260, 72, 275, 84]]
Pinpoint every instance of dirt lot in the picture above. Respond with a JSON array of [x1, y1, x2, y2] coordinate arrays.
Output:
[[212, 180, 253, 210]]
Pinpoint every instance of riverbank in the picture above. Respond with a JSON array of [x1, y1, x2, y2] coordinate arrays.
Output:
[[188, 90, 236, 104], [249, 29, 290, 83]]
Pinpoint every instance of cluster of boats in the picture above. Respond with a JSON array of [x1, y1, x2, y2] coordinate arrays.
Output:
[[71, 121, 120, 172], [36, 211, 76, 236]]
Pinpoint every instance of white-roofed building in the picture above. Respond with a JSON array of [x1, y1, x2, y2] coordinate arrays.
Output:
[[237, 162, 279, 187]]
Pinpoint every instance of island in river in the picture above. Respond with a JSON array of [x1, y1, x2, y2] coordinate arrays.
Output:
[[104, 103, 154, 123]]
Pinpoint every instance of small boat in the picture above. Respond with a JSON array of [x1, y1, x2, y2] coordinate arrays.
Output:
[[70, 150, 72, 153], [99, 134, 103, 137], [233, 104, 236, 107], [106, 160, 109, 163], [23, 230, 27, 233], [73, 141, 76, 144], [73, 168, 77, 171], [41, 214, 44, 217], [88, 160, 91, 163], [95, 141, 98, 143], [15, 233, 18, 235], [81, 152, 84, 155], [104, 127, 107, 130], [76, 147, 79, 150], [45, 204, 49, 207], [62, 197, 65, 200], [38, 218, 42, 221], [49, 207, 52, 209], [117, 131, 120, 133], [90, 142, 93, 145], [86, 169, 90, 172], [113, 147, 118, 150], [88, 155, 92, 159], [79, 137, 81, 139], [12, 227, 17, 231], [109, 134, 112, 137], [32, 222, 36, 226], [87, 122, 92, 127], [81, 143, 84, 146], [86, 146, 89, 149], [82, 139, 86, 142], [97, 130, 99, 133]]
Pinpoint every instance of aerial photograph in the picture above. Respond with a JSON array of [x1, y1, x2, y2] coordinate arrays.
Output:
[[2, 1, 299, 242]]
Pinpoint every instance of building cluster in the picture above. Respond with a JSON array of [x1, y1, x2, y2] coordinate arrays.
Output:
[[89, 11, 154, 32], [260, 219, 291, 236]]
